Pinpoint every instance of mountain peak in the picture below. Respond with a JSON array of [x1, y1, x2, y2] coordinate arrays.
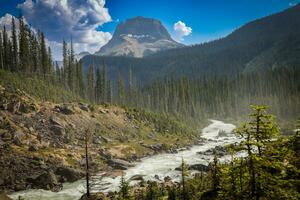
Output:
[[95, 16, 183, 57]]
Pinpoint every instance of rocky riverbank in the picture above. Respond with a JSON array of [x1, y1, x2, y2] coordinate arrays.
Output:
[[0, 85, 198, 194]]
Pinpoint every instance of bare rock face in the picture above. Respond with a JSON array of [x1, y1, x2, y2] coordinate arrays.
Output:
[[95, 16, 184, 57]]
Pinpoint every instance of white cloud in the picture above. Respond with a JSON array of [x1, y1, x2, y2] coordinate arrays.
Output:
[[17, 0, 113, 60], [173, 21, 192, 41]]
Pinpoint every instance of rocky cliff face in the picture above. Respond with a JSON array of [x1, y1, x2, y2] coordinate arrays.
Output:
[[95, 16, 183, 57]]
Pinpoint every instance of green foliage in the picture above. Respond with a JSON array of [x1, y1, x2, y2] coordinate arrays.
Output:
[[111, 105, 300, 200], [218, 105, 299, 200], [144, 182, 163, 200], [124, 107, 197, 136], [119, 176, 132, 200]]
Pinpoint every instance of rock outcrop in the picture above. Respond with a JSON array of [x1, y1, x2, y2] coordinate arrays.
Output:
[[95, 16, 183, 57]]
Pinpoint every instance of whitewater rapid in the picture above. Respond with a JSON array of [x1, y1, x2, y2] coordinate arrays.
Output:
[[10, 120, 240, 200]]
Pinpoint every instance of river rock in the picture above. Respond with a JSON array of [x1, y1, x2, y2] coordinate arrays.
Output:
[[129, 174, 144, 181], [154, 175, 160, 180], [198, 145, 227, 157], [218, 130, 228, 137], [189, 164, 209, 172], [107, 158, 134, 170], [164, 176, 172, 182]]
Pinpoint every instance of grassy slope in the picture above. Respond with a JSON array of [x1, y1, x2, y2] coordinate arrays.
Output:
[[0, 69, 82, 103]]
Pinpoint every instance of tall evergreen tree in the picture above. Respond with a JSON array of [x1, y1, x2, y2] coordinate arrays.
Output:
[[0, 32, 3, 70], [19, 17, 30, 73], [76, 61, 85, 98], [62, 40, 68, 88], [68, 38, 75, 91], [40, 32, 48, 78], [117, 73, 125, 104], [11, 16, 18, 71], [87, 65, 95, 102], [2, 25, 9, 70]]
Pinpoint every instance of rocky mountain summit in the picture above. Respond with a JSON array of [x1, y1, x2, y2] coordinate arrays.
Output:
[[95, 16, 183, 57]]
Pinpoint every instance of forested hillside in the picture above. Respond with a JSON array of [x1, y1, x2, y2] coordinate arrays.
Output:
[[81, 4, 300, 83]]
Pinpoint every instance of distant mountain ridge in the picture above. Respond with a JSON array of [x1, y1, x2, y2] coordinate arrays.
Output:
[[82, 4, 300, 84], [95, 16, 183, 57]]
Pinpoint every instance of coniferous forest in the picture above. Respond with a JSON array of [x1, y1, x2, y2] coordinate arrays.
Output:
[[0, 3, 299, 200]]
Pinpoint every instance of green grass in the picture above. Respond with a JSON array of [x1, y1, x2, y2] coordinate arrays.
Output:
[[0, 69, 83, 103]]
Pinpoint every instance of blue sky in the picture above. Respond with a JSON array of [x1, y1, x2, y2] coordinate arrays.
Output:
[[0, 0, 299, 59], [102, 0, 300, 44]]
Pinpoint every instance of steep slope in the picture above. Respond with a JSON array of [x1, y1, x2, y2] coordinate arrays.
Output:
[[95, 16, 183, 57], [82, 4, 300, 83], [0, 74, 198, 192]]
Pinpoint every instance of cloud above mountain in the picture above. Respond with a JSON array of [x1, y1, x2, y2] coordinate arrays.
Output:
[[173, 21, 192, 41], [17, 0, 112, 60]]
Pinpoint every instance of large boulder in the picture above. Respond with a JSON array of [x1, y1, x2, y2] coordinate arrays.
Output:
[[198, 145, 227, 157], [55, 166, 84, 182], [175, 163, 209, 172], [54, 105, 75, 115], [79, 104, 89, 112], [13, 130, 25, 146], [107, 158, 134, 170], [51, 125, 65, 136], [189, 164, 209, 172], [50, 117, 63, 126], [27, 170, 62, 192]]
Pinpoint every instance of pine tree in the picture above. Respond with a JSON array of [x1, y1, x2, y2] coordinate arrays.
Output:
[[101, 63, 107, 102], [95, 68, 101, 103], [234, 105, 279, 200], [29, 31, 39, 73], [55, 61, 61, 84], [87, 65, 95, 102], [40, 32, 48, 78], [117, 73, 125, 104], [76, 61, 85, 98], [0, 32, 3, 70], [19, 17, 30, 73], [181, 158, 190, 200], [11, 16, 18, 72], [62, 40, 68, 88], [119, 175, 131, 200], [68, 38, 75, 91], [2, 25, 9, 70]]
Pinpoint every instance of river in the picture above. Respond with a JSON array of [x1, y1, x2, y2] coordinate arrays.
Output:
[[10, 120, 241, 200]]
